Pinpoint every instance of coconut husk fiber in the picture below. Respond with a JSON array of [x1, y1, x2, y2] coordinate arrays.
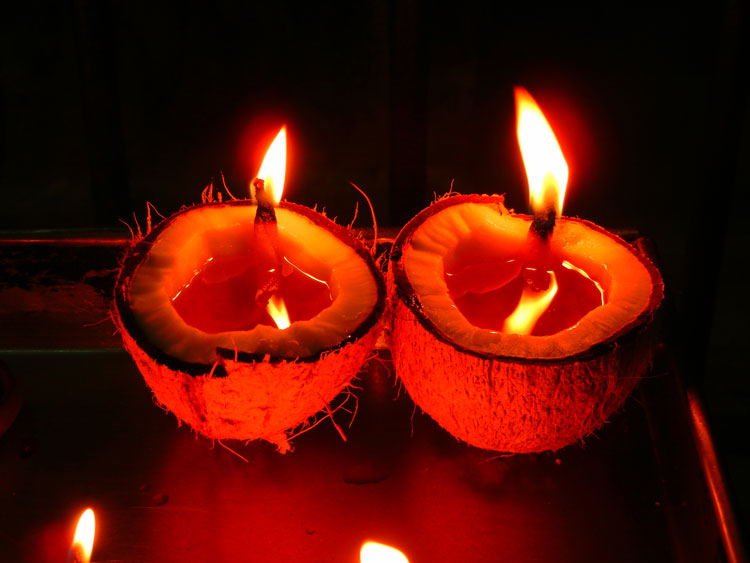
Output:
[[390, 294, 654, 453], [116, 311, 380, 453]]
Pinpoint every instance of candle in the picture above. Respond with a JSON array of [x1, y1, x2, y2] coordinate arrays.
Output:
[[67, 508, 95, 563], [446, 88, 603, 338], [360, 541, 409, 562], [114, 127, 386, 453], [388, 87, 663, 453], [169, 129, 331, 335]]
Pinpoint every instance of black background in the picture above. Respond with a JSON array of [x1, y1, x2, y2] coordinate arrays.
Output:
[[1, 0, 748, 548]]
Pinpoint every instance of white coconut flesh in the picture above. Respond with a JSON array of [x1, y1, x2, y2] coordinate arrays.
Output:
[[128, 205, 378, 364], [403, 202, 654, 360]]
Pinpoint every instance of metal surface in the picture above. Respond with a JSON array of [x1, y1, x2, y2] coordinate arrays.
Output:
[[688, 390, 748, 563]]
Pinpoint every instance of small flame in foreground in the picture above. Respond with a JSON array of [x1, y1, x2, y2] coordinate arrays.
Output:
[[257, 126, 287, 205], [503, 271, 559, 335], [266, 294, 291, 329], [68, 508, 95, 563], [515, 87, 568, 216], [360, 541, 409, 563]]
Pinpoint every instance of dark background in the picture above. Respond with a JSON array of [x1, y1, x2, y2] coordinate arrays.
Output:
[[1, 0, 748, 549]]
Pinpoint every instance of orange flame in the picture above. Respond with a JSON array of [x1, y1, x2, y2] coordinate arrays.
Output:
[[256, 126, 287, 205], [69, 508, 95, 563], [266, 294, 291, 329], [360, 541, 409, 563], [503, 271, 558, 335], [515, 87, 568, 216]]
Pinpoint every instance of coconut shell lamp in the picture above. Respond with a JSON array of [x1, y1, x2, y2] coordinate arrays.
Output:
[[389, 88, 663, 453], [114, 128, 386, 452]]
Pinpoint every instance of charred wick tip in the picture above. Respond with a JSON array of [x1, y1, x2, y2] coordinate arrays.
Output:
[[253, 178, 277, 224], [530, 206, 556, 241]]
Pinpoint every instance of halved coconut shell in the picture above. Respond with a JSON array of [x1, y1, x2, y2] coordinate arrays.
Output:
[[114, 200, 385, 452], [388, 194, 664, 453]]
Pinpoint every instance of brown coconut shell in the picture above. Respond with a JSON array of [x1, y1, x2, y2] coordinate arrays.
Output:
[[388, 194, 664, 453], [114, 200, 386, 453]]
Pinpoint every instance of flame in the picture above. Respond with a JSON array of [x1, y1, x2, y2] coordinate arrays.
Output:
[[257, 126, 287, 204], [503, 271, 558, 335], [515, 87, 568, 216], [70, 508, 95, 563], [360, 541, 409, 563], [266, 294, 291, 329]]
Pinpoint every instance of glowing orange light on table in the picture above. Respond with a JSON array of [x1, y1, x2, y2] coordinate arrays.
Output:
[[267, 294, 291, 329], [503, 271, 559, 335], [360, 541, 409, 563], [67, 508, 95, 563], [256, 126, 287, 204], [515, 87, 568, 216]]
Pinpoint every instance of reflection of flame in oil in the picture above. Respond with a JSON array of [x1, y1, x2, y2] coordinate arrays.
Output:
[[515, 87, 568, 216], [283, 257, 328, 285], [360, 541, 409, 563], [70, 508, 95, 563], [256, 126, 287, 204], [562, 260, 605, 305], [503, 271, 558, 335], [266, 294, 291, 329]]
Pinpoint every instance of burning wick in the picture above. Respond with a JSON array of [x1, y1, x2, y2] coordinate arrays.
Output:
[[515, 86, 568, 242], [252, 126, 292, 328], [497, 87, 570, 335], [360, 541, 409, 563], [253, 177, 278, 225], [529, 174, 559, 241], [67, 508, 95, 563], [252, 176, 284, 301]]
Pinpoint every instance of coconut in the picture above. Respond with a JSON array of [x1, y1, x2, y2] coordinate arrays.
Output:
[[114, 200, 385, 452], [388, 194, 663, 453]]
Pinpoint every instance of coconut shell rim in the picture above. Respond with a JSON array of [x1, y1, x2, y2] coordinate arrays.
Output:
[[114, 199, 386, 376], [389, 193, 665, 365]]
